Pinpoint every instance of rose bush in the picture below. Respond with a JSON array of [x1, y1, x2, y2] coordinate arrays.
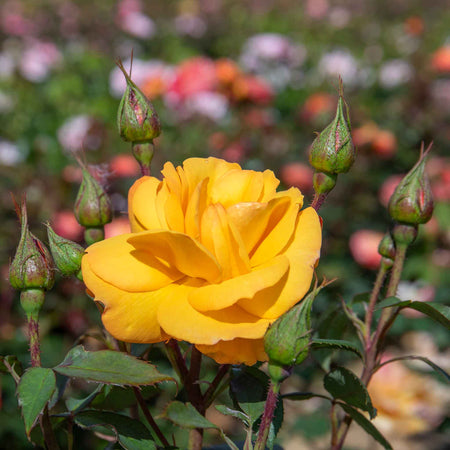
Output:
[[82, 157, 321, 364]]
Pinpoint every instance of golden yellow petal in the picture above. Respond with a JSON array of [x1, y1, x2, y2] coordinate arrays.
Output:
[[82, 256, 168, 343], [83, 233, 183, 292], [238, 207, 321, 318], [157, 291, 271, 345], [188, 255, 289, 312], [127, 230, 222, 283], [200, 203, 251, 280], [129, 176, 164, 232], [196, 338, 267, 365]]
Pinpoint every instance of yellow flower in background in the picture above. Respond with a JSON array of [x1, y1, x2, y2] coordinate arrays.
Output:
[[81, 157, 321, 364]]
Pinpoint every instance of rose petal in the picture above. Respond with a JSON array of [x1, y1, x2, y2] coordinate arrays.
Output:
[[250, 188, 303, 266], [196, 338, 266, 365], [157, 290, 271, 345], [84, 233, 183, 292], [129, 176, 164, 231], [188, 255, 289, 312], [82, 256, 168, 342], [238, 207, 321, 318], [200, 203, 251, 280], [127, 230, 222, 283]]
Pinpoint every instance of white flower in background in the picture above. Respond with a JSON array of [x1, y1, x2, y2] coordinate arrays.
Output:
[[57, 115, 94, 153], [430, 79, 450, 113], [174, 14, 207, 38], [184, 92, 229, 122], [0, 140, 24, 166], [318, 49, 359, 85], [19, 40, 61, 82], [0, 51, 15, 79], [109, 58, 174, 97], [379, 59, 413, 88], [240, 33, 306, 89]]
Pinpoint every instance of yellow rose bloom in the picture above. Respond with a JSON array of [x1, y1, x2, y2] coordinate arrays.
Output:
[[82, 157, 321, 364]]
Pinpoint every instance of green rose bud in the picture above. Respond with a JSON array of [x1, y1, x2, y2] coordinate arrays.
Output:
[[309, 80, 355, 174], [265, 283, 325, 375], [74, 165, 112, 229], [117, 60, 161, 143], [9, 200, 54, 292], [388, 144, 434, 225], [46, 224, 84, 279], [378, 232, 395, 261]]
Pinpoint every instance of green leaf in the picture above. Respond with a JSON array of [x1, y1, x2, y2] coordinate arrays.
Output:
[[54, 345, 173, 386], [323, 367, 376, 418], [215, 405, 249, 424], [230, 366, 268, 425], [377, 356, 450, 382], [75, 410, 155, 450], [376, 299, 450, 329], [282, 392, 329, 401], [351, 292, 371, 304], [338, 403, 392, 450], [66, 384, 104, 413], [17, 368, 56, 437], [311, 338, 363, 359], [163, 401, 217, 429]]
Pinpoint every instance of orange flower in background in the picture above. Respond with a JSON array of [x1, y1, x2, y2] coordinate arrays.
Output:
[[431, 46, 450, 73], [369, 357, 447, 435], [82, 157, 321, 364]]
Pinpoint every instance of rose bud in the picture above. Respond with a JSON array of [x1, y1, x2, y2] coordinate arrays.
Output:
[[378, 232, 396, 261], [264, 284, 324, 380], [313, 171, 337, 195], [46, 223, 84, 280], [74, 166, 112, 229], [388, 143, 434, 226], [309, 80, 355, 175], [9, 200, 54, 293], [116, 60, 161, 143]]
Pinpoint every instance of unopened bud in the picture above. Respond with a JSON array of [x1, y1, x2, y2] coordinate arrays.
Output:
[[378, 233, 395, 261], [74, 165, 112, 228], [9, 200, 54, 291], [117, 60, 161, 143], [46, 224, 84, 279], [265, 283, 325, 375], [313, 171, 337, 195], [309, 80, 355, 174], [388, 143, 434, 225]]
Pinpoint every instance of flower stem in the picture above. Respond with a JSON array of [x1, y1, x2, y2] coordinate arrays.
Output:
[[133, 387, 170, 447], [203, 364, 230, 408], [188, 428, 203, 450], [311, 192, 328, 211], [40, 405, 60, 450], [254, 381, 280, 450]]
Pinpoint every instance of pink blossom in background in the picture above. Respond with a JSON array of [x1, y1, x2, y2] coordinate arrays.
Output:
[[305, 0, 329, 20], [117, 0, 156, 39], [19, 40, 61, 83], [371, 129, 397, 158], [280, 162, 314, 191], [110, 154, 140, 178], [183, 91, 229, 121], [51, 210, 83, 241], [232, 75, 274, 104], [221, 141, 245, 163], [318, 49, 360, 86], [378, 174, 403, 207], [349, 229, 383, 270], [104, 217, 131, 239], [300, 92, 335, 122], [166, 57, 218, 103], [174, 14, 207, 38], [0, 1, 36, 37]]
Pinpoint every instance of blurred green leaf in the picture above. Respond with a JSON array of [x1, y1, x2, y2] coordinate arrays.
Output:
[[54, 345, 174, 386], [75, 410, 156, 450], [311, 339, 363, 359], [324, 367, 376, 418], [17, 368, 56, 437], [163, 401, 217, 429], [338, 403, 392, 450], [215, 405, 249, 424], [282, 392, 330, 401]]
